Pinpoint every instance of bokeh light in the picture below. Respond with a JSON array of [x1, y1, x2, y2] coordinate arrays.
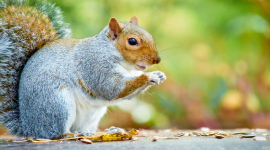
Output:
[[1, 0, 270, 134]]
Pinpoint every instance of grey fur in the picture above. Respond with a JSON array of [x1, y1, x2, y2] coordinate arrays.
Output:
[[0, 0, 71, 136], [0, 0, 165, 139], [17, 26, 147, 138], [74, 28, 129, 100]]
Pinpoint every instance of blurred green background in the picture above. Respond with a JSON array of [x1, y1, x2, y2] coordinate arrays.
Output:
[[1, 0, 269, 135], [48, 0, 270, 130]]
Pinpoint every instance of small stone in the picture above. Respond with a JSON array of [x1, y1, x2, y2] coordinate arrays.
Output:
[[131, 137, 138, 141], [184, 132, 190, 136], [218, 131, 228, 136], [174, 133, 185, 137], [205, 131, 215, 136], [200, 132, 207, 136], [192, 131, 200, 136], [152, 136, 159, 142], [241, 134, 256, 138], [215, 134, 224, 139], [253, 137, 267, 141], [232, 131, 247, 135], [81, 138, 93, 144]]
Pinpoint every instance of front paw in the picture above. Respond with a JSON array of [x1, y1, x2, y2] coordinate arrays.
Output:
[[146, 71, 166, 85]]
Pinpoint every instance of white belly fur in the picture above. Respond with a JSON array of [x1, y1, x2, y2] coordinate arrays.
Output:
[[61, 64, 143, 133], [62, 87, 117, 133]]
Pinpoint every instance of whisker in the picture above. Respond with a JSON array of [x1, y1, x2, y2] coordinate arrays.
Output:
[[111, 106, 116, 116], [139, 93, 145, 101], [158, 60, 176, 73], [159, 47, 182, 53], [107, 107, 116, 116], [159, 52, 171, 58], [105, 111, 109, 117], [145, 89, 155, 97]]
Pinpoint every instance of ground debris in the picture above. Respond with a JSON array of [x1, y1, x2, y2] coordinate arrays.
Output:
[[171, 129, 270, 140], [215, 134, 225, 139], [1, 139, 14, 142], [205, 131, 215, 136], [35, 138, 52, 142], [152, 136, 159, 142], [253, 137, 267, 141], [12, 140, 28, 143], [80, 138, 93, 144], [232, 131, 247, 135], [241, 134, 256, 138], [174, 132, 185, 137], [131, 137, 139, 141], [27, 128, 138, 144], [82, 128, 137, 142], [151, 136, 180, 141], [4, 128, 269, 144]]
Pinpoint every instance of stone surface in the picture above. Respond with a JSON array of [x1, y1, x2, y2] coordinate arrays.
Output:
[[1, 129, 270, 150]]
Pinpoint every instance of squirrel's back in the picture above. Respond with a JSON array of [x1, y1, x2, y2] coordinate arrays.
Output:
[[0, 0, 71, 135]]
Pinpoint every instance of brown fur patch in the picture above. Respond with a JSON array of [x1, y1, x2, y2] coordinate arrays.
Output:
[[115, 31, 160, 66], [44, 38, 82, 50], [60, 84, 65, 90], [117, 74, 149, 98], [1, 6, 58, 56], [77, 79, 98, 97]]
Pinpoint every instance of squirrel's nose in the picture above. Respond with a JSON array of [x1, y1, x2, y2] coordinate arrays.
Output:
[[153, 56, 161, 64]]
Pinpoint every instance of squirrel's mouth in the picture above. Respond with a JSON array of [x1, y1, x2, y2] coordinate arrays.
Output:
[[135, 64, 147, 71]]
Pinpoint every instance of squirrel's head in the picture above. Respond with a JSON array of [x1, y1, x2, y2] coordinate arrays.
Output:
[[108, 16, 160, 71]]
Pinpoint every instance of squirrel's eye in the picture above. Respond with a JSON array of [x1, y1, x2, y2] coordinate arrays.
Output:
[[128, 38, 137, 46]]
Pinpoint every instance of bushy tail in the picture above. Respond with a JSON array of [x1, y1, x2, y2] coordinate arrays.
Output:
[[0, 0, 71, 135]]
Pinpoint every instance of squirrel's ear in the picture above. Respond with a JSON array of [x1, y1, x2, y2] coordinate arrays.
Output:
[[108, 17, 122, 40], [130, 16, 139, 25]]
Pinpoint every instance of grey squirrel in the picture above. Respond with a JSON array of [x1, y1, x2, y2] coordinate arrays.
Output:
[[0, 0, 166, 139]]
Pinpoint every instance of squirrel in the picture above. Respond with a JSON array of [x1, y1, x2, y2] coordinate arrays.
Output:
[[0, 0, 166, 139]]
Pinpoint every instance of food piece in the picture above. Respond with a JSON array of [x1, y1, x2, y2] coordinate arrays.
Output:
[[81, 138, 93, 144], [152, 136, 159, 142], [215, 134, 225, 139]]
